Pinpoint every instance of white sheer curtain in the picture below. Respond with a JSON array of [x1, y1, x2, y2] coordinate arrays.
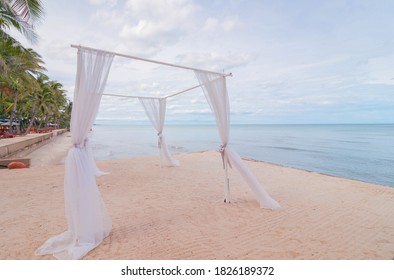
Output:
[[194, 70, 280, 209], [139, 97, 179, 167], [35, 48, 114, 259]]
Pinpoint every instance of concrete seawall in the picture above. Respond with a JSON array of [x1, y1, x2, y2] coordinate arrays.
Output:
[[0, 129, 68, 159]]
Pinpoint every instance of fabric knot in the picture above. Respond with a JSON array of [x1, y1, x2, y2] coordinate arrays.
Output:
[[219, 144, 232, 169], [73, 138, 89, 149], [157, 132, 163, 148]]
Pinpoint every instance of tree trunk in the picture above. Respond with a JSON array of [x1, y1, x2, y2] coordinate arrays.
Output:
[[37, 121, 42, 132], [43, 114, 49, 132], [53, 116, 58, 129], [9, 92, 18, 134], [24, 107, 37, 135]]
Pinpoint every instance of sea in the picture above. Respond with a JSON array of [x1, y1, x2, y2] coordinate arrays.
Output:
[[89, 123, 394, 188]]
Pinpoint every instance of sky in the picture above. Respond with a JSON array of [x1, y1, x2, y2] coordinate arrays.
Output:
[[11, 0, 394, 124]]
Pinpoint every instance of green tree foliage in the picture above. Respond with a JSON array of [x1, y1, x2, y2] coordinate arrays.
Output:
[[0, 0, 44, 44], [0, 1, 71, 134]]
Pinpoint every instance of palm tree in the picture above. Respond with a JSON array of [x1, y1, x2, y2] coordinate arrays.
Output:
[[0, 39, 45, 133], [1, 1, 45, 95], [59, 101, 72, 129], [46, 79, 66, 128], [1, 2, 71, 133], [22, 73, 47, 133], [21, 74, 68, 134], [0, 0, 44, 44], [0, 82, 12, 117]]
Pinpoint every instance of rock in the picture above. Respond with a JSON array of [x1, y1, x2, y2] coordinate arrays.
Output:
[[8, 161, 29, 169]]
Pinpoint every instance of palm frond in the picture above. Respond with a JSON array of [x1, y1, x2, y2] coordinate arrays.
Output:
[[11, 0, 44, 24], [1, 0, 44, 44]]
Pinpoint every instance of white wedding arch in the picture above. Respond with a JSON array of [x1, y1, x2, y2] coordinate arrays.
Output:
[[35, 45, 280, 259]]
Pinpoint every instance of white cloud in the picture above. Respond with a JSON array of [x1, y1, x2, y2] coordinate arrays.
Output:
[[125, 0, 195, 19], [91, 8, 125, 28], [117, 0, 196, 55], [203, 16, 239, 32], [222, 17, 239, 32], [203, 17, 219, 31], [175, 52, 255, 72], [89, 0, 117, 7], [16, 0, 394, 124]]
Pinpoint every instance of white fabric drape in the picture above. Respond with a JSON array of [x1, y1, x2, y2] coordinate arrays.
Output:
[[35, 48, 114, 259], [139, 97, 179, 167], [194, 70, 280, 209]]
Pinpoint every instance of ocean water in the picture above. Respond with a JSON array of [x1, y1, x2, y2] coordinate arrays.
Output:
[[89, 124, 394, 187]]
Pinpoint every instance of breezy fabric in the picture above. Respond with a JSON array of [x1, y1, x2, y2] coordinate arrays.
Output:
[[194, 70, 280, 209], [194, 72, 231, 202], [35, 45, 279, 260], [139, 97, 179, 167], [35, 48, 114, 259]]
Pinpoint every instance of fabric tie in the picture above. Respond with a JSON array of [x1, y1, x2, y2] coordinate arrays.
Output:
[[219, 144, 232, 169], [74, 138, 88, 149], [157, 132, 163, 149]]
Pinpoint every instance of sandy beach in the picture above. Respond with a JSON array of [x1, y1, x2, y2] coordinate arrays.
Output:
[[0, 140, 393, 260]]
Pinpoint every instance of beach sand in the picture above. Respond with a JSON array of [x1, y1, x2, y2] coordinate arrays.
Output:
[[27, 132, 73, 167], [0, 147, 393, 260]]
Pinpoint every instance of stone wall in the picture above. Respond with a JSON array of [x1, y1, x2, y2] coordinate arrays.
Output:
[[0, 129, 68, 158]]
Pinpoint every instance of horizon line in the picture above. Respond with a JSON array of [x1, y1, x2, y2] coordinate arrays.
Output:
[[94, 120, 394, 126]]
